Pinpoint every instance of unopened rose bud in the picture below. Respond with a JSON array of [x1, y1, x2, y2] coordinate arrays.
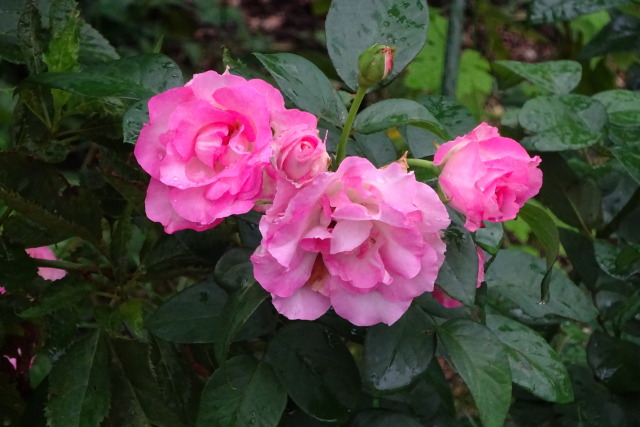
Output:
[[357, 44, 395, 88]]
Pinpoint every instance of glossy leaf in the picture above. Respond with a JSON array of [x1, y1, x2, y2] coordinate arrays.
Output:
[[435, 221, 478, 306], [213, 248, 255, 292], [485, 249, 598, 323], [17, 0, 46, 73], [587, 331, 640, 393], [326, 0, 429, 91], [486, 310, 573, 403], [493, 60, 582, 94], [146, 280, 228, 343], [352, 132, 398, 167], [353, 99, 448, 139], [405, 95, 476, 159], [122, 99, 149, 145], [529, 0, 632, 24], [213, 281, 269, 363], [197, 355, 286, 427], [46, 331, 111, 427], [474, 221, 504, 256], [593, 239, 640, 280], [363, 306, 435, 391], [437, 318, 511, 427], [593, 90, 640, 128], [265, 322, 361, 422], [255, 53, 347, 127], [519, 94, 607, 151], [610, 143, 640, 185], [78, 21, 120, 64], [518, 203, 560, 302], [580, 13, 640, 59]]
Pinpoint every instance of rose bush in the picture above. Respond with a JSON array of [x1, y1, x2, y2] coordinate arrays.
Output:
[[251, 156, 450, 326], [433, 123, 543, 232]]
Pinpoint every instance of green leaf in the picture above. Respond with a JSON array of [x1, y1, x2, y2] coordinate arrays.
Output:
[[485, 249, 598, 323], [326, 0, 429, 91], [147, 280, 228, 343], [255, 53, 347, 127], [3, 214, 72, 247], [518, 203, 560, 302], [593, 239, 640, 280], [353, 99, 448, 139], [437, 318, 511, 427], [0, 153, 103, 245], [519, 94, 607, 151], [405, 95, 476, 159], [537, 153, 602, 232], [26, 53, 183, 100], [352, 132, 398, 167], [474, 221, 504, 256], [580, 13, 640, 59], [197, 355, 286, 427], [213, 248, 256, 292], [587, 331, 640, 393], [149, 338, 201, 425], [20, 277, 92, 318], [435, 221, 478, 306], [456, 49, 493, 118], [0, 0, 25, 64], [494, 60, 582, 94], [122, 99, 149, 145], [593, 89, 640, 127], [485, 310, 573, 403], [363, 306, 435, 391], [0, 237, 38, 290], [266, 322, 361, 422], [105, 338, 185, 427], [404, 9, 447, 93], [78, 20, 120, 64], [529, 0, 633, 24], [43, 1, 81, 73], [17, 0, 47, 73], [46, 331, 111, 427], [213, 281, 269, 363], [351, 410, 424, 427]]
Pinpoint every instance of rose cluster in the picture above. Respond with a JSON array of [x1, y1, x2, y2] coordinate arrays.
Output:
[[134, 71, 542, 326]]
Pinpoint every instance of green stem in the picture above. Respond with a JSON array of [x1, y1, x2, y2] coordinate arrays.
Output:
[[32, 258, 98, 273], [335, 86, 367, 166], [406, 158, 440, 176]]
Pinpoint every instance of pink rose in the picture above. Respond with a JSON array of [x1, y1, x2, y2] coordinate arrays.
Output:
[[134, 70, 287, 233], [432, 247, 485, 308], [271, 124, 330, 185], [25, 246, 67, 281], [433, 123, 542, 232], [251, 156, 450, 326]]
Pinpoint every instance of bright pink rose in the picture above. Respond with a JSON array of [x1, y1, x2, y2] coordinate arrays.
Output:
[[433, 123, 542, 232], [134, 69, 287, 233], [271, 125, 330, 185], [25, 246, 67, 281], [432, 247, 485, 308], [251, 156, 450, 326]]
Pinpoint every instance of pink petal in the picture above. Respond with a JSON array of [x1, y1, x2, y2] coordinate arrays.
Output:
[[271, 286, 331, 321], [329, 278, 411, 326]]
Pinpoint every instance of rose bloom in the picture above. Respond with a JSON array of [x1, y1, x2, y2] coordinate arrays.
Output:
[[432, 247, 485, 308], [134, 69, 289, 233], [271, 124, 330, 185], [434, 123, 542, 232], [251, 157, 450, 326], [25, 246, 66, 281]]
